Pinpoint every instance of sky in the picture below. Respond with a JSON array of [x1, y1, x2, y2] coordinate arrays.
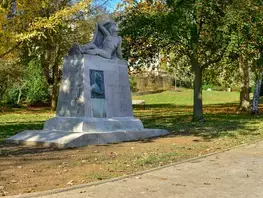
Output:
[[89, 0, 123, 12], [107, 0, 122, 11]]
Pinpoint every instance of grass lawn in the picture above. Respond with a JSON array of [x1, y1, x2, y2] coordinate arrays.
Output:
[[133, 89, 241, 105], [1, 89, 263, 196]]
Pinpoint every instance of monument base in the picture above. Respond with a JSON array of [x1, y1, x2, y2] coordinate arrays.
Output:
[[6, 129, 169, 148], [43, 116, 144, 132]]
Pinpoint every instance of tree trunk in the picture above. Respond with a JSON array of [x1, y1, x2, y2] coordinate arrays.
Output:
[[238, 55, 250, 111], [17, 82, 26, 105], [17, 88, 22, 104], [192, 58, 204, 121], [51, 58, 59, 111], [43, 50, 51, 85], [173, 68, 177, 90], [251, 72, 263, 115]]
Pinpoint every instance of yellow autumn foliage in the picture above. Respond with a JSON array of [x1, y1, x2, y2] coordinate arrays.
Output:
[[0, 0, 91, 58]]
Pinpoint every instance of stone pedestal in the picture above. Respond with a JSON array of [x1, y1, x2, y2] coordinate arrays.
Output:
[[7, 55, 168, 148]]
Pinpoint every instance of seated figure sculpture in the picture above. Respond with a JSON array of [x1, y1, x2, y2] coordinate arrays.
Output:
[[80, 20, 122, 60]]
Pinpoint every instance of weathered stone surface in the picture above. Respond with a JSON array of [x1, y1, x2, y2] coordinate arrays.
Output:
[[7, 20, 168, 147], [56, 55, 134, 119], [56, 56, 85, 117], [80, 20, 122, 60], [43, 117, 144, 133], [7, 129, 168, 148], [7, 54, 168, 147]]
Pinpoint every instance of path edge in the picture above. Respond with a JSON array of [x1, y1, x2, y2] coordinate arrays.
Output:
[[8, 139, 263, 198]]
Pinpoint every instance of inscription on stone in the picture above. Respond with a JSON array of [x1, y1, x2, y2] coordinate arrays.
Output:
[[90, 69, 105, 99]]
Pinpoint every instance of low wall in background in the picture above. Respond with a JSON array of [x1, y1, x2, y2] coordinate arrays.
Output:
[[131, 71, 173, 94]]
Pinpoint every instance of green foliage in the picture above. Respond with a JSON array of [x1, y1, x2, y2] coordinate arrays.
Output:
[[118, 0, 234, 120], [202, 84, 213, 91], [24, 59, 49, 105], [223, 0, 263, 72], [118, 0, 263, 120], [0, 0, 98, 109], [5, 88, 21, 107], [0, 60, 22, 106], [129, 76, 137, 92], [119, 0, 230, 68]]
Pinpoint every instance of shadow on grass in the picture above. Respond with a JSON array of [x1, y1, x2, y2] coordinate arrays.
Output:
[[134, 103, 263, 140], [1, 103, 263, 157], [0, 106, 51, 114], [0, 122, 44, 141]]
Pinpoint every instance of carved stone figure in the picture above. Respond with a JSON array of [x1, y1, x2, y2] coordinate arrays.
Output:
[[80, 20, 122, 60]]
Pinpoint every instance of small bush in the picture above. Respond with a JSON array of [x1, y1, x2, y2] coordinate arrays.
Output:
[[202, 84, 213, 90], [24, 59, 49, 105], [0, 60, 23, 107], [129, 76, 137, 92], [203, 84, 232, 91], [5, 88, 21, 107]]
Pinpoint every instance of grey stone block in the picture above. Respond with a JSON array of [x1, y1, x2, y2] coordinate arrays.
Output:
[[7, 129, 168, 148], [43, 117, 144, 133], [7, 54, 168, 148]]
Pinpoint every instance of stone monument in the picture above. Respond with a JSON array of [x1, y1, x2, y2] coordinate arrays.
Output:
[[7, 20, 168, 148]]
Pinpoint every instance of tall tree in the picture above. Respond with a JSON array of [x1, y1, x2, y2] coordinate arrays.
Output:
[[223, 0, 263, 112], [119, 0, 230, 121], [251, 48, 263, 115]]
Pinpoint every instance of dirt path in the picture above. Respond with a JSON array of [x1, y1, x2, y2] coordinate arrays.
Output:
[[10, 141, 263, 198], [2, 135, 246, 197]]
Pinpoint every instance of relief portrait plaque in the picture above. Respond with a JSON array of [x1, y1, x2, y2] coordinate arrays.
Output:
[[90, 69, 105, 99]]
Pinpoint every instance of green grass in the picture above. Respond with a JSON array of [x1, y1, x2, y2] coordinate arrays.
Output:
[[0, 89, 263, 144], [132, 89, 263, 143], [137, 152, 180, 166], [133, 89, 240, 105], [0, 108, 54, 143]]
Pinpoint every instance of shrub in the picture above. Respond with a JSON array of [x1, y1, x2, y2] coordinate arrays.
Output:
[[5, 88, 21, 107], [24, 59, 49, 105], [202, 84, 213, 90], [129, 76, 137, 92], [0, 60, 23, 106]]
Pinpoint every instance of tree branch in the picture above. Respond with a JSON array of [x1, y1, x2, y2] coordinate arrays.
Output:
[[197, 1, 206, 39], [0, 42, 21, 59], [201, 46, 227, 69]]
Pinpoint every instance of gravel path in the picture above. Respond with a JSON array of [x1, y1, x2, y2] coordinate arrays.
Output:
[[11, 141, 263, 198]]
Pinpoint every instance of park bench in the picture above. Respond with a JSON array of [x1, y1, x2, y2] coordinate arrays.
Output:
[[132, 100, 146, 109]]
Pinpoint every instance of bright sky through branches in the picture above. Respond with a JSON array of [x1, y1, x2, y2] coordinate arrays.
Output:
[[108, 0, 122, 11]]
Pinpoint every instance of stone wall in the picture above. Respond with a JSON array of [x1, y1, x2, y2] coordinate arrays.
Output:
[[131, 71, 173, 93]]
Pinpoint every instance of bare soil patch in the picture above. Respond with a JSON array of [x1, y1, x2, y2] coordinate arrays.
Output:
[[0, 135, 258, 196]]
